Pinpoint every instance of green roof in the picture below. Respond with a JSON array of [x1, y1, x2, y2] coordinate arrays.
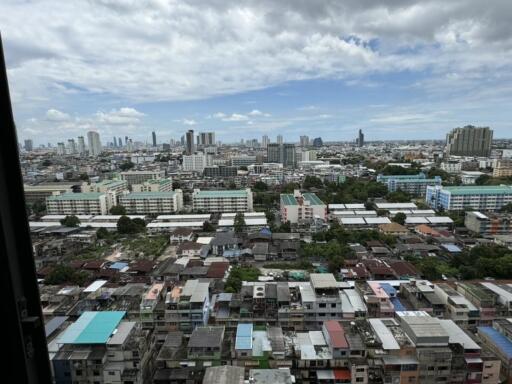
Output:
[[442, 185, 512, 195], [59, 311, 125, 344], [121, 192, 177, 199], [281, 194, 297, 205], [303, 193, 325, 206], [195, 190, 248, 198], [47, 192, 105, 200]]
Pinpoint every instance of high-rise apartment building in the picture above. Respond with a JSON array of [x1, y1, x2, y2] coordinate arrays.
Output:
[[185, 129, 195, 155], [77, 136, 85, 154], [299, 135, 309, 147], [24, 139, 33, 152], [182, 153, 211, 172], [152, 131, 157, 147], [276, 134, 283, 144], [198, 132, 215, 147], [267, 143, 296, 168], [445, 125, 493, 157], [67, 139, 76, 154], [262, 135, 270, 148], [87, 130, 102, 157], [357, 129, 365, 147], [56, 142, 66, 155]]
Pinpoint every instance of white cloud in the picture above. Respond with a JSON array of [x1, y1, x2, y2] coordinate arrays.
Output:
[[222, 113, 249, 122], [46, 109, 70, 121], [96, 107, 145, 125], [182, 119, 197, 126]]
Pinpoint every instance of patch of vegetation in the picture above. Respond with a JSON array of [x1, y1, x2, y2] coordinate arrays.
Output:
[[44, 264, 89, 285], [60, 215, 80, 227], [123, 235, 169, 259], [225, 266, 261, 293]]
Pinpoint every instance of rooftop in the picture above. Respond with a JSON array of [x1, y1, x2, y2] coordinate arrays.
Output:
[[121, 191, 178, 199], [47, 192, 105, 200], [441, 185, 512, 195], [59, 311, 125, 344], [194, 189, 249, 198]]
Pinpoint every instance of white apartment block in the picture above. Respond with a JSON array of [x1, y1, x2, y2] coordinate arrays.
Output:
[[192, 189, 253, 213], [120, 170, 166, 186], [131, 178, 173, 193], [81, 179, 128, 207], [119, 190, 183, 214], [182, 153, 211, 172], [46, 192, 109, 215], [280, 190, 327, 224]]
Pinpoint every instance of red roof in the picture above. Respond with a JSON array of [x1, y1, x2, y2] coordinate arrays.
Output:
[[207, 262, 229, 278], [333, 368, 351, 380], [324, 320, 349, 348]]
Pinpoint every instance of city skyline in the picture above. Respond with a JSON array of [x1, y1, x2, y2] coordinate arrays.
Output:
[[1, 1, 512, 144]]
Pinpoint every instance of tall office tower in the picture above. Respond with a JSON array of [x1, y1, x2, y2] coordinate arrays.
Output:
[[180, 135, 185, 146], [87, 130, 102, 157], [127, 139, 134, 152], [198, 132, 215, 146], [445, 125, 493, 157], [47, 142, 52, 148], [77, 136, 85, 154], [267, 143, 296, 168], [113, 136, 117, 147], [118, 137, 122, 147], [67, 139, 76, 154], [262, 135, 270, 148], [312, 137, 323, 147], [299, 135, 310, 147], [125, 135, 128, 145], [152, 131, 157, 147], [185, 129, 195, 155], [24, 139, 33, 152], [56, 142, 66, 155], [357, 129, 365, 147], [277, 134, 283, 144]]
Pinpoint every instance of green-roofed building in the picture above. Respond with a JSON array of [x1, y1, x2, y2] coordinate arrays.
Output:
[[426, 185, 512, 211], [280, 190, 326, 224], [131, 177, 173, 193], [46, 192, 109, 215], [192, 188, 253, 213], [119, 190, 183, 214], [81, 179, 129, 207]]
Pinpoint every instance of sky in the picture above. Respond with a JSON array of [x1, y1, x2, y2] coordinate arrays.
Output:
[[1, 0, 512, 145]]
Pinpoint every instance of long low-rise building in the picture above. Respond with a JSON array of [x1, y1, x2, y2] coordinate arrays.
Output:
[[465, 211, 512, 236], [377, 173, 442, 196], [119, 190, 183, 214], [426, 185, 512, 211], [192, 189, 253, 212], [46, 192, 109, 215], [24, 182, 77, 203]]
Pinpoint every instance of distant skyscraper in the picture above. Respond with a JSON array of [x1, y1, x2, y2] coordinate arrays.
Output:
[[445, 125, 493, 157], [24, 139, 33, 152], [125, 136, 128, 145], [127, 139, 134, 152], [77, 136, 85, 154], [152, 131, 157, 147], [262, 135, 270, 148], [277, 134, 283, 144], [185, 129, 195, 155], [312, 137, 323, 147], [87, 131, 102, 157], [300, 135, 310, 147], [267, 143, 296, 168], [67, 139, 76, 154], [56, 142, 66, 155], [113, 136, 117, 147], [198, 132, 215, 147], [357, 129, 365, 147], [118, 137, 122, 147]]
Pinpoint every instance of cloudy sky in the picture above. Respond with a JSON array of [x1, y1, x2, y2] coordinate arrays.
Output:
[[2, 0, 512, 145]]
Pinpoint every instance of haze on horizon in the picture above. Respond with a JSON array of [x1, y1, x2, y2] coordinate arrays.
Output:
[[2, 0, 512, 144]]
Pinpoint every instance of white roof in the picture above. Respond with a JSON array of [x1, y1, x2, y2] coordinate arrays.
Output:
[[368, 319, 400, 350], [405, 217, 429, 224], [389, 210, 412, 215], [91, 215, 145, 221], [29, 221, 61, 227], [79, 222, 118, 228], [218, 218, 267, 226], [83, 280, 108, 293], [331, 210, 355, 216], [156, 214, 211, 221], [411, 210, 436, 215], [41, 215, 93, 221], [472, 211, 489, 219], [375, 203, 418, 209], [364, 217, 391, 224], [196, 237, 214, 245], [426, 216, 454, 224], [354, 210, 377, 216], [328, 204, 345, 209], [340, 217, 366, 225], [221, 212, 265, 218], [345, 204, 366, 209], [147, 221, 204, 228], [438, 320, 480, 350]]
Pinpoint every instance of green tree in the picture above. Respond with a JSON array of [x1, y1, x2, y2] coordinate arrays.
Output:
[[278, 220, 291, 233], [117, 215, 144, 234], [253, 181, 268, 192], [202, 221, 215, 232], [96, 227, 110, 239], [119, 161, 135, 171], [234, 212, 246, 233], [32, 200, 46, 216], [392, 212, 407, 225], [475, 174, 491, 185], [79, 173, 89, 181], [386, 190, 411, 203], [499, 203, 512, 213], [110, 205, 127, 215], [44, 265, 88, 285], [60, 215, 80, 227], [303, 176, 323, 190]]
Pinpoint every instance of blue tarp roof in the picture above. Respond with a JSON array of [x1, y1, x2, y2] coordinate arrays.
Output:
[[260, 227, 272, 235], [478, 327, 512, 360], [109, 262, 128, 270], [380, 283, 397, 297], [59, 311, 126, 344], [391, 297, 406, 312], [235, 323, 253, 350], [442, 243, 462, 253]]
